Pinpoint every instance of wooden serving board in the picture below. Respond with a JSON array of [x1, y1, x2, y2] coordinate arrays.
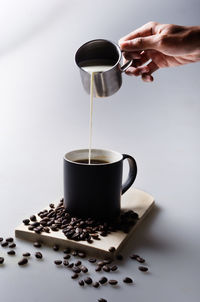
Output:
[[15, 188, 154, 258]]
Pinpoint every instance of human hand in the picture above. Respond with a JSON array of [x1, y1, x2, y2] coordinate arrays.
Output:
[[119, 22, 200, 82]]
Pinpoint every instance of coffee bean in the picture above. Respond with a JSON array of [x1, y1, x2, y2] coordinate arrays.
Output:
[[6, 237, 14, 243], [63, 248, 71, 254], [63, 260, 69, 266], [28, 226, 34, 231], [68, 263, 74, 268], [88, 258, 96, 263], [71, 273, 78, 279], [72, 266, 81, 274], [53, 245, 59, 251], [123, 277, 133, 283], [87, 238, 93, 244], [49, 203, 55, 208], [111, 265, 118, 272], [138, 266, 148, 272], [84, 277, 93, 284], [109, 279, 118, 285], [109, 246, 116, 252], [81, 265, 88, 273], [103, 258, 112, 265], [23, 253, 31, 257], [18, 258, 28, 266], [130, 254, 139, 260], [97, 261, 104, 267], [1, 241, 8, 247], [79, 280, 84, 286], [33, 241, 41, 248], [35, 252, 43, 259], [103, 265, 110, 272], [43, 227, 50, 233], [63, 254, 71, 260], [0, 237, 3, 242], [75, 260, 81, 266], [72, 250, 78, 256], [99, 277, 107, 284], [98, 298, 107, 302], [9, 243, 16, 248], [93, 281, 100, 288], [54, 260, 62, 265], [136, 257, 145, 263], [95, 265, 102, 272], [7, 250, 15, 255], [116, 254, 123, 260], [0, 257, 4, 264], [30, 215, 37, 222], [23, 219, 30, 225]]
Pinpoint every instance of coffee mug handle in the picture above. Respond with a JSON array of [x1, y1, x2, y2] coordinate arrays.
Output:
[[120, 59, 133, 72], [121, 154, 137, 195]]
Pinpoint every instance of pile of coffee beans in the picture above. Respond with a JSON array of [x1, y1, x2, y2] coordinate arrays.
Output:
[[22, 199, 138, 243]]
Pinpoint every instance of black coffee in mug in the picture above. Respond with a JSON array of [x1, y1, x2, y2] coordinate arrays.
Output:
[[63, 149, 137, 219]]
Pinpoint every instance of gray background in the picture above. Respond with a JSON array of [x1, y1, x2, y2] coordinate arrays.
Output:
[[0, 0, 199, 301]]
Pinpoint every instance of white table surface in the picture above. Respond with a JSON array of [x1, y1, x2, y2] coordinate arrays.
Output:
[[0, 0, 199, 301]]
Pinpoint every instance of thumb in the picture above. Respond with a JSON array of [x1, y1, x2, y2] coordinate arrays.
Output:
[[119, 36, 159, 51]]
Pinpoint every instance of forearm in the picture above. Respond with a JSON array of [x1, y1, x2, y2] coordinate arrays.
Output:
[[184, 26, 200, 55]]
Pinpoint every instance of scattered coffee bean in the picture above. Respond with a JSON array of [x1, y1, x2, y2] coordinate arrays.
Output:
[[6, 237, 14, 243], [103, 258, 112, 265], [9, 243, 16, 248], [103, 265, 110, 272], [63, 260, 69, 266], [49, 203, 55, 208], [88, 258, 96, 263], [99, 277, 108, 284], [79, 280, 84, 286], [84, 277, 93, 284], [30, 215, 37, 222], [23, 219, 30, 225], [78, 252, 86, 258], [109, 246, 116, 252], [53, 245, 59, 251], [18, 258, 28, 266], [72, 266, 81, 274], [93, 281, 100, 288], [95, 266, 102, 272], [116, 254, 123, 260], [123, 277, 133, 283], [97, 261, 104, 267], [63, 248, 71, 254], [63, 254, 71, 260], [0, 237, 3, 242], [1, 241, 8, 247], [136, 257, 145, 263], [54, 260, 62, 265], [138, 266, 148, 272], [33, 241, 41, 248], [109, 279, 118, 285], [130, 254, 139, 260], [81, 265, 88, 273], [87, 238, 93, 244], [71, 273, 79, 279], [0, 257, 4, 264], [7, 250, 15, 255], [75, 260, 81, 266], [23, 253, 31, 257], [68, 263, 74, 268], [98, 298, 107, 302], [35, 252, 43, 259], [111, 265, 118, 271]]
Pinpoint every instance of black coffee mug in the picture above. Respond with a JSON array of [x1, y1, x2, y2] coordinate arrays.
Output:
[[63, 149, 137, 219]]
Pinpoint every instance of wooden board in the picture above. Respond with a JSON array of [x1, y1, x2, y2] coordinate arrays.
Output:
[[15, 188, 154, 258]]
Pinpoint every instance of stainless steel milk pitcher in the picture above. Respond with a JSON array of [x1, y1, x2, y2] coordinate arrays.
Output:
[[75, 39, 133, 97]]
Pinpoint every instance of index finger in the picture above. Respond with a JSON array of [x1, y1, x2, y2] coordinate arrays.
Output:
[[119, 21, 158, 43]]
